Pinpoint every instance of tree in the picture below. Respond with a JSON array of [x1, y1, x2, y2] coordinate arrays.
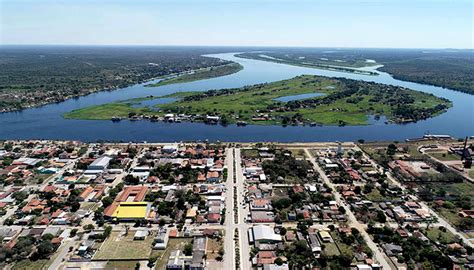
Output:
[[147, 256, 158, 268], [33, 241, 55, 259], [376, 210, 387, 223], [83, 224, 95, 232], [274, 257, 284, 266], [124, 174, 139, 185], [387, 144, 397, 156], [183, 243, 193, 256], [159, 218, 166, 227], [101, 196, 113, 208]]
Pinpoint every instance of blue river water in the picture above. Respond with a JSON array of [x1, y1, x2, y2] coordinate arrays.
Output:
[[0, 53, 472, 142]]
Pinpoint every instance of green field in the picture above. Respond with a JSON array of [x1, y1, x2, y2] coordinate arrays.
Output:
[[93, 231, 154, 260], [64, 75, 451, 126], [425, 227, 456, 244], [236, 53, 379, 75], [158, 75, 450, 125], [145, 63, 243, 87], [469, 170, 474, 179], [12, 260, 50, 270], [428, 151, 459, 161]]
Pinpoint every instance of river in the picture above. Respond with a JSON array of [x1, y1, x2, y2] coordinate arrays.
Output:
[[0, 53, 472, 142]]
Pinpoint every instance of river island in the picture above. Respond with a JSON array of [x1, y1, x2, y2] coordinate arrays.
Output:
[[64, 75, 451, 126]]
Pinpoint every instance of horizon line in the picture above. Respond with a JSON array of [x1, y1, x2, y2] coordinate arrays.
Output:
[[1, 43, 473, 50]]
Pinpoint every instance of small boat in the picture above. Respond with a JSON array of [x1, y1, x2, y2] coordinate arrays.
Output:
[[111, 116, 121, 122]]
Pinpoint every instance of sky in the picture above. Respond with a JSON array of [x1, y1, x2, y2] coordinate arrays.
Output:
[[1, 0, 473, 49]]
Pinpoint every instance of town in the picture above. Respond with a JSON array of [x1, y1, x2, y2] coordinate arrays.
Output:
[[0, 138, 473, 270]]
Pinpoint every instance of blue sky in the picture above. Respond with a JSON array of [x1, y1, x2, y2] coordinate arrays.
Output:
[[1, 0, 472, 48]]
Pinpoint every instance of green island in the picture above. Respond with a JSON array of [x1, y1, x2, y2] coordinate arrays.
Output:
[[145, 62, 243, 87], [63, 75, 451, 126], [235, 53, 379, 76]]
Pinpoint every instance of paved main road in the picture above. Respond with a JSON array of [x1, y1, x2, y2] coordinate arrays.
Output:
[[223, 148, 235, 270], [234, 148, 251, 270], [304, 149, 393, 270], [222, 147, 251, 270]]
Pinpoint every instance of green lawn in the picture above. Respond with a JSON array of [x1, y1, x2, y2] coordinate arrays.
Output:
[[93, 231, 154, 260], [429, 152, 459, 161], [145, 63, 243, 87], [105, 261, 140, 270], [323, 242, 340, 257], [468, 170, 474, 179], [64, 102, 153, 120], [364, 188, 385, 202], [12, 260, 50, 270], [241, 149, 259, 158], [425, 227, 456, 244]]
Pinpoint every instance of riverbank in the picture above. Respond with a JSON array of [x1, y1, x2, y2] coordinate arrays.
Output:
[[235, 53, 379, 76], [63, 75, 452, 126], [145, 62, 243, 87]]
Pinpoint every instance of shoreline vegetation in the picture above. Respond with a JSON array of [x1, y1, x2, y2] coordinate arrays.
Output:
[[144, 62, 243, 87], [0, 47, 236, 113], [235, 53, 380, 76], [63, 75, 452, 127], [236, 50, 474, 95]]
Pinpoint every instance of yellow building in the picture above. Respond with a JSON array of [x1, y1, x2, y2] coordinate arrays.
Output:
[[111, 202, 150, 221]]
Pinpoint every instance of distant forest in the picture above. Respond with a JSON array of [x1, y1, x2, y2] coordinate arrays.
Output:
[[0, 46, 245, 112], [1, 46, 472, 113], [237, 48, 474, 95]]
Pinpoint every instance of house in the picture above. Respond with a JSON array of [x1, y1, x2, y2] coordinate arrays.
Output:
[[250, 198, 272, 211], [256, 251, 276, 266], [263, 264, 289, 270], [207, 213, 221, 223], [166, 250, 190, 270], [308, 233, 322, 253], [134, 230, 148, 240], [190, 236, 206, 270], [251, 211, 275, 223], [383, 243, 403, 256], [206, 171, 220, 183], [318, 231, 332, 242], [78, 185, 106, 202]]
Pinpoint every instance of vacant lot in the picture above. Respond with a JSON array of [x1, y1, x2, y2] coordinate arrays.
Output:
[[425, 227, 456, 244], [94, 231, 153, 260], [105, 261, 139, 270], [206, 237, 224, 260], [428, 151, 459, 161], [12, 260, 50, 270]]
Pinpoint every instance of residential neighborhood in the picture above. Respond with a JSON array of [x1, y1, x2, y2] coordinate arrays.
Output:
[[0, 139, 473, 269]]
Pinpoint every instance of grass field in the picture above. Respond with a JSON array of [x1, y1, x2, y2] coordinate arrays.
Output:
[[428, 151, 459, 161], [12, 260, 50, 270], [425, 227, 456, 244], [468, 170, 474, 178], [145, 63, 243, 87], [105, 261, 139, 270], [93, 231, 154, 260], [64, 102, 153, 120]]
